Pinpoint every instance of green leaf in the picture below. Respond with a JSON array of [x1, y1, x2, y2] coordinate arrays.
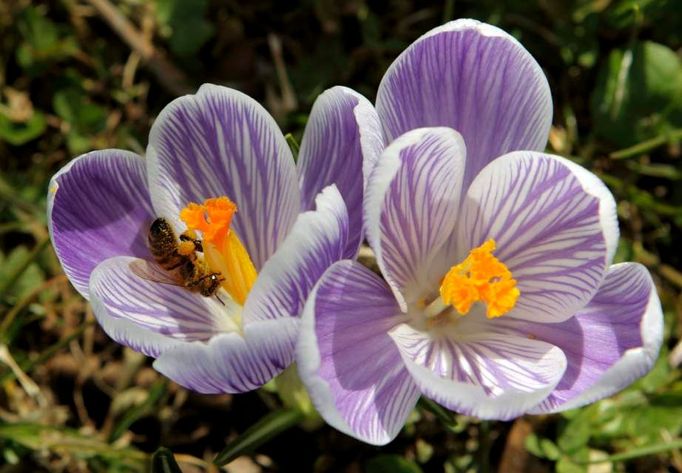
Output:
[[53, 89, 107, 132], [156, 0, 214, 57], [556, 455, 587, 473], [592, 41, 682, 146], [365, 455, 423, 473], [557, 408, 593, 454], [0, 111, 46, 146], [16, 6, 77, 72], [213, 408, 303, 466], [525, 433, 545, 458], [0, 242, 47, 300], [525, 434, 561, 460], [539, 438, 561, 461], [52, 88, 107, 153], [151, 448, 182, 473], [17, 6, 57, 50]]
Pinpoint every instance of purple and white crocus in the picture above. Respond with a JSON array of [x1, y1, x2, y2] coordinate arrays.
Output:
[[297, 20, 663, 445], [47, 84, 382, 393]]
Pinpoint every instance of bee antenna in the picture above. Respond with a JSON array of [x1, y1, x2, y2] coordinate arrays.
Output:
[[215, 294, 225, 306]]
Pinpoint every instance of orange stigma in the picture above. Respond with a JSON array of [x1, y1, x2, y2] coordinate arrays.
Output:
[[180, 197, 237, 247], [439, 239, 520, 319], [179, 196, 256, 305]]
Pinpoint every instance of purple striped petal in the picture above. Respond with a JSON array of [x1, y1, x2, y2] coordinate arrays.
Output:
[[47, 150, 154, 298], [376, 19, 552, 191], [297, 260, 420, 445], [147, 84, 300, 270], [297, 86, 384, 254], [364, 127, 465, 309], [522, 263, 663, 413], [389, 316, 567, 420], [452, 152, 618, 323], [89, 256, 238, 358], [153, 318, 299, 394], [243, 185, 352, 324]]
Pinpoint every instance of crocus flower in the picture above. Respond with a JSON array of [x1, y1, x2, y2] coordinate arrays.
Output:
[[297, 20, 663, 445], [48, 84, 382, 393]]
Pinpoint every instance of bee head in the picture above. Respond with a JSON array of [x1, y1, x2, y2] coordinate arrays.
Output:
[[199, 273, 225, 297]]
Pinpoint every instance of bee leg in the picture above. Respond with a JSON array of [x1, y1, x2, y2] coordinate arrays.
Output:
[[214, 294, 225, 306]]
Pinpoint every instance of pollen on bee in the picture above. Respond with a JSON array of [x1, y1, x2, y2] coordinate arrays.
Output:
[[439, 239, 520, 319], [177, 240, 196, 256]]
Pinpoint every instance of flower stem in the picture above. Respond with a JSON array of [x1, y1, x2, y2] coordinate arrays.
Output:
[[479, 420, 492, 473]]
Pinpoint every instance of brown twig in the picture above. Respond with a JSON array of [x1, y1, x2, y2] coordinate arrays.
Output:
[[86, 0, 192, 96]]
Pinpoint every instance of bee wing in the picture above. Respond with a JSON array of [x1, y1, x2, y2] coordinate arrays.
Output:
[[128, 259, 184, 287]]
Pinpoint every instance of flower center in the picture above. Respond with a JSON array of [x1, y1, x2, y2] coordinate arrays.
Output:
[[425, 239, 519, 320], [179, 196, 257, 305]]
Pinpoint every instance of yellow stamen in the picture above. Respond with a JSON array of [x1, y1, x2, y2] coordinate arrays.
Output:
[[439, 239, 520, 319], [179, 196, 257, 305]]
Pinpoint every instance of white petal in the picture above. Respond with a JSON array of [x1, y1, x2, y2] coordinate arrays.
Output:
[[147, 84, 300, 269], [389, 317, 567, 420], [297, 86, 384, 253], [48, 150, 154, 297], [153, 318, 299, 394], [449, 152, 618, 323], [242, 185, 351, 324], [364, 127, 465, 308], [89, 256, 237, 358], [297, 260, 419, 445], [526, 263, 663, 412], [376, 19, 552, 191]]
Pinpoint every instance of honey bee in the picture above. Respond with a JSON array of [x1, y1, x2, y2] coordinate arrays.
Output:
[[131, 218, 225, 302]]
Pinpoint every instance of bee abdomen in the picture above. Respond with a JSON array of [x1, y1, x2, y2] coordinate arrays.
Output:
[[178, 260, 199, 288], [156, 252, 186, 271]]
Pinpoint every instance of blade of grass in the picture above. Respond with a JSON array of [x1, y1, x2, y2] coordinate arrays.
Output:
[[213, 408, 303, 466], [0, 320, 95, 384], [574, 438, 682, 464], [108, 379, 167, 442], [151, 447, 183, 473], [610, 128, 682, 159]]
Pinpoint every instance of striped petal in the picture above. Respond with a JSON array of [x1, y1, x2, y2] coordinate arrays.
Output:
[[364, 127, 465, 309], [376, 19, 552, 191], [522, 263, 663, 413], [389, 315, 567, 420], [297, 86, 384, 254], [147, 84, 300, 270], [89, 256, 238, 358], [47, 150, 154, 298], [452, 152, 618, 323], [297, 261, 420, 445], [243, 185, 352, 324], [153, 318, 299, 394]]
